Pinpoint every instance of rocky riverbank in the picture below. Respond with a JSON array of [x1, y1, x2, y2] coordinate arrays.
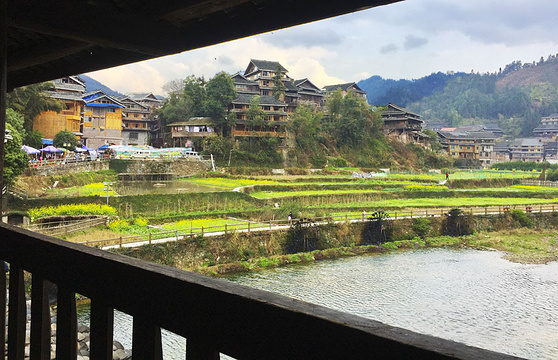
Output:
[[12, 299, 132, 359]]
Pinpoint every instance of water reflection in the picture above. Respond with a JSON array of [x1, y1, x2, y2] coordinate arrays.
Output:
[[227, 249, 558, 360], [76, 249, 558, 359]]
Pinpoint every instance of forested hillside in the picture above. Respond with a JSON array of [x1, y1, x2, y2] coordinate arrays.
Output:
[[80, 74, 124, 97], [359, 55, 558, 137]]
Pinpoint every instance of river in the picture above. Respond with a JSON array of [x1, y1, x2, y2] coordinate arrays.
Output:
[[77, 248, 558, 359]]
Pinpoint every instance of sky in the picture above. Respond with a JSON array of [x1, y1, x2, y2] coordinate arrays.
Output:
[[87, 0, 558, 95]]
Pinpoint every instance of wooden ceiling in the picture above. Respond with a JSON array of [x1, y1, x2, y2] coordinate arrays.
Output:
[[6, 0, 401, 91]]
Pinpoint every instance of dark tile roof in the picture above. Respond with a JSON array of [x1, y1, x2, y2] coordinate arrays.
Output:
[[323, 82, 366, 94], [247, 59, 288, 73], [232, 94, 287, 106], [437, 131, 496, 140]]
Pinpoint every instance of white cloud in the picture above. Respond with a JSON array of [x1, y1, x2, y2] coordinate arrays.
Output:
[[86, 0, 558, 92]]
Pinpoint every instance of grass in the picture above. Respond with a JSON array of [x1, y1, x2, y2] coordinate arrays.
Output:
[[45, 182, 116, 197], [461, 229, 558, 264]]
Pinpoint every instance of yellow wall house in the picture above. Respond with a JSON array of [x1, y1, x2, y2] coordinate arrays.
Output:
[[33, 76, 86, 140], [81, 90, 123, 148]]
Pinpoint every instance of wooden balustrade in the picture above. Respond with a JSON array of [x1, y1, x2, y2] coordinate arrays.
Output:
[[0, 223, 518, 359]]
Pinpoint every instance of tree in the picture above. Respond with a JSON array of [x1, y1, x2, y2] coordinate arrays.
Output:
[[24, 130, 44, 149], [6, 108, 25, 137], [53, 130, 78, 150], [272, 65, 286, 100], [162, 79, 185, 95], [157, 92, 193, 128], [289, 105, 322, 151], [183, 75, 207, 116], [205, 72, 236, 135], [245, 96, 267, 129], [6, 82, 64, 132], [3, 123, 29, 186]]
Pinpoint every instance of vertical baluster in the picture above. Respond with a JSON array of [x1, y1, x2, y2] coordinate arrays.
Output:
[[7, 266, 25, 360], [132, 317, 163, 360], [186, 338, 220, 360], [0, 261, 6, 358], [30, 276, 51, 360], [56, 285, 77, 360], [90, 298, 114, 360]]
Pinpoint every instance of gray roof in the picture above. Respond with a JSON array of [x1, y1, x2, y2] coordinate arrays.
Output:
[[511, 138, 543, 147], [323, 82, 366, 94], [437, 131, 496, 140], [245, 59, 288, 74], [167, 117, 214, 126], [232, 73, 258, 86], [46, 91, 84, 102], [127, 93, 162, 102], [232, 94, 287, 106]]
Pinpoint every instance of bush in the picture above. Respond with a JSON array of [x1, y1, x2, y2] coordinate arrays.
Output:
[[441, 208, 474, 236], [361, 211, 393, 245], [509, 209, 534, 228], [412, 218, 431, 239], [329, 157, 348, 168]]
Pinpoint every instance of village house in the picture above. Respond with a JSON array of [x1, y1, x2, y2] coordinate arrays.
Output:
[[117, 96, 152, 146], [381, 103, 425, 144], [437, 130, 497, 166], [126, 92, 163, 147], [167, 117, 216, 147], [294, 78, 325, 108], [81, 90, 124, 148], [229, 94, 288, 138], [509, 138, 545, 162], [33, 76, 86, 141], [323, 82, 367, 100]]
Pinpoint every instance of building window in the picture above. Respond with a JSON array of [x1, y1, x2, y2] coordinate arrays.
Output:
[[262, 90, 269, 96], [106, 107, 115, 113], [263, 106, 270, 111], [129, 132, 138, 140]]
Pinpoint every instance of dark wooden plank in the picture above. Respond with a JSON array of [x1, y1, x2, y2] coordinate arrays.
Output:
[[89, 298, 114, 360], [30, 276, 51, 360], [132, 316, 163, 360], [7, 266, 25, 360], [56, 285, 77, 360], [0, 261, 6, 358], [186, 338, 219, 360]]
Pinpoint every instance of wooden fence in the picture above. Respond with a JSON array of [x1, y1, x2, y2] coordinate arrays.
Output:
[[23, 217, 108, 237], [520, 179, 558, 187], [85, 203, 558, 249]]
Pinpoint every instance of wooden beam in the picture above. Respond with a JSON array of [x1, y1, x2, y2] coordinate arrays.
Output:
[[8, 42, 94, 72], [0, 0, 6, 215]]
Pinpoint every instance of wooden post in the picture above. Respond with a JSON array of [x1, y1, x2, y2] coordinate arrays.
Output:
[[485, 207, 487, 215], [248, 222, 251, 234], [30, 276, 51, 359], [176, 230, 179, 241], [8, 267, 26, 359], [394, 212, 397, 220], [225, 224, 227, 235], [149, 233, 152, 245], [425, 209, 428, 217], [119, 236, 122, 248], [90, 298, 114, 360], [410, 211, 413, 219], [0, 1, 7, 216], [56, 286, 77, 360], [201, 226, 204, 237], [270, 220, 272, 230]]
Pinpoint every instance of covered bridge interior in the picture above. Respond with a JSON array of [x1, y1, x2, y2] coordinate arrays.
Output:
[[1, 0, 519, 359]]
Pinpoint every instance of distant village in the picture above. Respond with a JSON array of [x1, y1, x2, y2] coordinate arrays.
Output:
[[33, 59, 557, 166]]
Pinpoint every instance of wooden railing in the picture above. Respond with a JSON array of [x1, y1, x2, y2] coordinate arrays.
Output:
[[231, 130, 286, 137], [22, 217, 108, 237], [87, 204, 558, 249], [0, 222, 518, 359]]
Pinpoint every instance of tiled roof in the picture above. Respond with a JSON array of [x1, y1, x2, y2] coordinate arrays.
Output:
[[247, 59, 288, 73], [511, 138, 543, 147], [323, 82, 365, 94], [437, 131, 496, 140], [232, 94, 287, 106], [46, 91, 84, 101]]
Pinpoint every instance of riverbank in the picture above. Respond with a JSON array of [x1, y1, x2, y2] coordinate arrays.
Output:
[[111, 211, 558, 276]]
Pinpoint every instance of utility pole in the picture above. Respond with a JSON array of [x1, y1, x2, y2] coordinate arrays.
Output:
[[104, 182, 113, 206]]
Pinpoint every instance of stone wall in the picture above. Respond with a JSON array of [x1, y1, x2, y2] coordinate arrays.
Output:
[[24, 161, 110, 177]]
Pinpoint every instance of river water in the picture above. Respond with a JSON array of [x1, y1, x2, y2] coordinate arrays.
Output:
[[78, 248, 558, 359]]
